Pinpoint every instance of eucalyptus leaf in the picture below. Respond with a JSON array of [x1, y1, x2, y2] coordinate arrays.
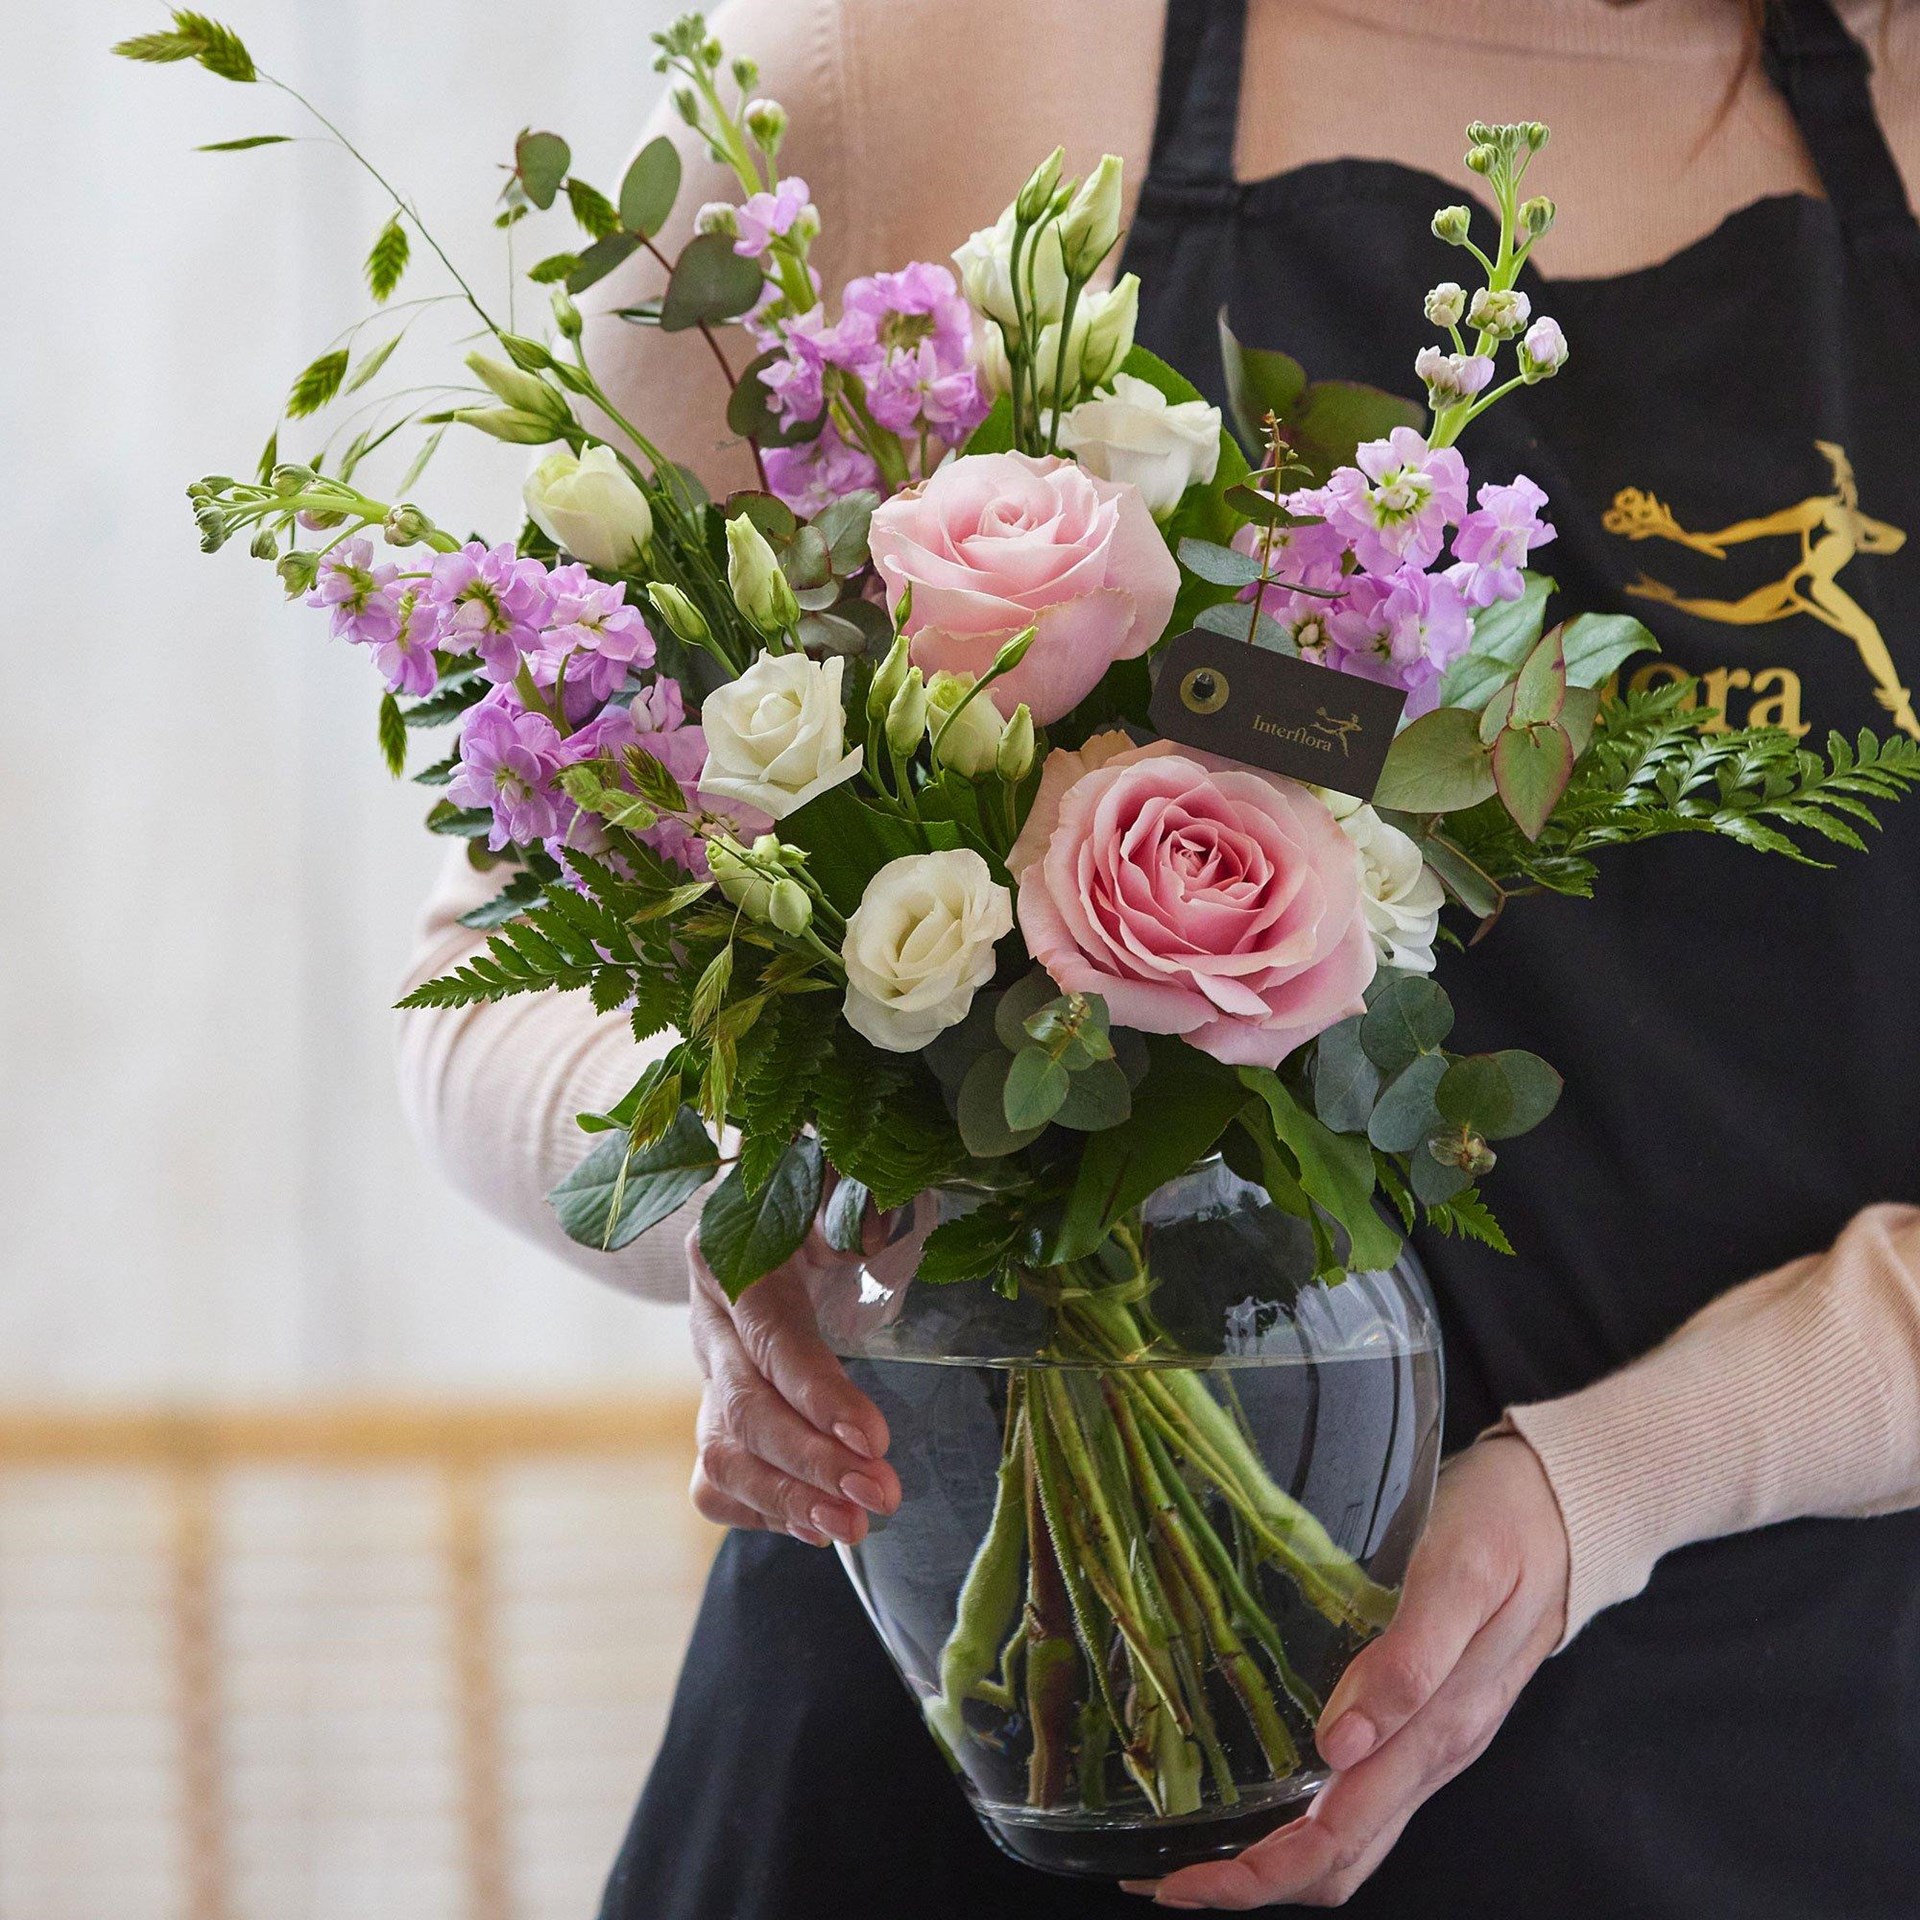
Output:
[[1510, 627, 1568, 728], [957, 1050, 1045, 1158], [1436, 574, 1554, 710], [1360, 975, 1454, 1074], [1312, 1016, 1380, 1134], [1561, 611, 1658, 689], [1238, 1068, 1402, 1272], [1492, 721, 1575, 840], [1054, 1058, 1133, 1132], [1177, 538, 1265, 588], [566, 230, 643, 295], [1194, 598, 1296, 654], [618, 135, 681, 236], [994, 971, 1061, 1052], [1373, 705, 1497, 814], [1004, 1045, 1070, 1131], [514, 130, 571, 211], [1411, 1142, 1474, 1206], [1368, 1052, 1451, 1152], [661, 232, 765, 332]]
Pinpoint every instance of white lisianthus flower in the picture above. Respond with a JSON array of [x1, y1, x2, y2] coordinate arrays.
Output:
[[842, 850, 1014, 1051], [698, 653, 863, 820], [522, 445, 653, 570], [1318, 791, 1446, 973], [1055, 373, 1222, 521], [953, 204, 1066, 336]]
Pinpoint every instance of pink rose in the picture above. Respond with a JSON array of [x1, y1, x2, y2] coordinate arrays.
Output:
[[1007, 733, 1376, 1067], [867, 451, 1179, 725]]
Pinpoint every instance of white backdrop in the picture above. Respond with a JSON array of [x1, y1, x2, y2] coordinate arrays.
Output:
[[1, 2, 700, 1397]]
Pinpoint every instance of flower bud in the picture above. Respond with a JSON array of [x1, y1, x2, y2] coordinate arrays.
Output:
[[768, 877, 812, 937], [996, 702, 1035, 783], [250, 526, 279, 560], [525, 445, 654, 569], [276, 549, 321, 595], [731, 55, 759, 90], [501, 332, 556, 373], [270, 462, 315, 497], [466, 350, 563, 417], [744, 98, 788, 154], [725, 512, 800, 636], [195, 506, 231, 552], [885, 666, 928, 756], [551, 288, 584, 340], [926, 671, 1004, 778], [297, 507, 346, 531], [1415, 345, 1496, 408], [648, 581, 713, 648], [1518, 316, 1569, 382], [1015, 147, 1066, 226], [1076, 272, 1139, 392], [383, 502, 433, 547], [453, 406, 567, 444], [791, 204, 821, 247], [1523, 121, 1550, 152], [1520, 195, 1557, 240], [708, 834, 776, 919], [1058, 153, 1123, 278], [867, 630, 912, 721], [1465, 120, 1494, 147], [1465, 144, 1497, 176], [1423, 281, 1467, 328], [672, 86, 700, 127], [693, 200, 740, 239], [1467, 286, 1532, 339], [1431, 205, 1472, 246]]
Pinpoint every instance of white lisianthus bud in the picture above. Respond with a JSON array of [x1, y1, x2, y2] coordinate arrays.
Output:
[[1015, 147, 1066, 225], [1318, 792, 1446, 974], [996, 703, 1035, 783], [1074, 272, 1140, 393], [1415, 346, 1497, 409], [1423, 282, 1467, 328], [1054, 371, 1221, 520], [885, 666, 929, 757], [725, 513, 800, 635], [1467, 286, 1532, 338], [1058, 154, 1124, 277], [1431, 205, 1473, 246], [467, 350, 569, 425], [744, 98, 788, 154], [841, 850, 1014, 1051], [926, 672, 1005, 778], [708, 833, 780, 919], [647, 581, 712, 649], [523, 445, 655, 570], [693, 200, 740, 239], [698, 652, 864, 819], [1518, 316, 1569, 381], [976, 322, 1014, 397], [867, 630, 911, 721], [768, 877, 812, 937], [953, 203, 1067, 335], [551, 288, 584, 340]]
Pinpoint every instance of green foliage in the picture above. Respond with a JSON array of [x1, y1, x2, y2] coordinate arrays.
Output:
[[551, 1106, 719, 1251], [565, 176, 621, 240], [286, 348, 348, 419], [115, 12, 256, 82], [734, 997, 835, 1193], [456, 869, 546, 930], [376, 691, 406, 777], [365, 215, 409, 302], [618, 136, 682, 237], [1422, 1187, 1514, 1255], [661, 233, 764, 332], [513, 130, 571, 210], [916, 1199, 1036, 1288], [699, 1136, 825, 1299], [813, 1036, 970, 1210], [197, 133, 290, 151]]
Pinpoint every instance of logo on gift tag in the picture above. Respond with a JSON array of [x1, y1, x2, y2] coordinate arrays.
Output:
[[1148, 629, 1407, 800]]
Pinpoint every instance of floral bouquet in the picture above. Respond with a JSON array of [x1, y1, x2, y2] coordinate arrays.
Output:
[[124, 10, 1920, 1873]]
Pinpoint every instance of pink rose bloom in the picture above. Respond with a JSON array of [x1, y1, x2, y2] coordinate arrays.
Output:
[[1007, 734, 1375, 1068], [867, 451, 1180, 725]]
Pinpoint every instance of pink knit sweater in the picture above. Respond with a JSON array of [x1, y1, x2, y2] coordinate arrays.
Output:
[[397, 0, 1920, 1642]]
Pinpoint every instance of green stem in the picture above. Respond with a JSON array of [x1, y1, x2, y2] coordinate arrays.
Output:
[[1023, 1426, 1079, 1808]]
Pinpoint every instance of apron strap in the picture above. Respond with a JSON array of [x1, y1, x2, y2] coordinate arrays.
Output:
[[1763, 0, 1918, 246], [1144, 0, 1248, 192]]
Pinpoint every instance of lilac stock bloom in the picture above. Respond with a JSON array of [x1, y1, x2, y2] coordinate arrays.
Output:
[[1447, 475, 1556, 608], [528, 564, 657, 702], [1414, 345, 1496, 410], [304, 539, 401, 646], [843, 262, 973, 364], [369, 584, 445, 697], [1326, 566, 1472, 718], [733, 177, 813, 257], [1309, 427, 1470, 574], [447, 692, 566, 852], [763, 423, 883, 516], [428, 542, 554, 684], [869, 338, 988, 440]]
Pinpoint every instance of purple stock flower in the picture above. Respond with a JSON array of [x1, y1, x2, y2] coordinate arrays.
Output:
[[428, 542, 553, 684], [447, 691, 565, 852], [369, 584, 445, 696], [1326, 566, 1472, 718], [305, 539, 401, 646], [733, 177, 813, 257], [868, 338, 987, 439], [1309, 428, 1470, 574], [763, 423, 883, 516], [528, 564, 657, 702], [1446, 475, 1555, 608]]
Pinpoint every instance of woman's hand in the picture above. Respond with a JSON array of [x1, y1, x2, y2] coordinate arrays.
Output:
[[686, 1220, 903, 1548], [1130, 1436, 1570, 1910]]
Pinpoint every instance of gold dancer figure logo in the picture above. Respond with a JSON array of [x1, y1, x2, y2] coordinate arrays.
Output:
[[1311, 708, 1364, 755], [1603, 443, 1913, 736]]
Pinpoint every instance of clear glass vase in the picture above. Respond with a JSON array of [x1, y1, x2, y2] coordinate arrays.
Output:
[[816, 1156, 1442, 1882]]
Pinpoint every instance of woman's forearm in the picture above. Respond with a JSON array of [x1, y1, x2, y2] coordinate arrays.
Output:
[[394, 841, 692, 1304], [1499, 1204, 1920, 1644]]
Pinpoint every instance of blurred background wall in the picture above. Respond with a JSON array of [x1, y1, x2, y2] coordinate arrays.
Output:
[[1, 7, 712, 1915]]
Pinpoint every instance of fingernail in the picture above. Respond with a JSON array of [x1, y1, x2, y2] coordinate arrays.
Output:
[[840, 1471, 890, 1514], [834, 1421, 876, 1459], [789, 1523, 829, 1548], [1118, 1882, 1158, 1898], [811, 1502, 860, 1546], [1156, 1899, 1206, 1911], [1319, 1710, 1376, 1771]]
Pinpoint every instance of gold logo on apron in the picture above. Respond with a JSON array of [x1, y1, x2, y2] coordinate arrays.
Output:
[[1603, 442, 1913, 737]]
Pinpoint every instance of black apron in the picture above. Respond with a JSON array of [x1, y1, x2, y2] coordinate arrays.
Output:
[[604, 5, 1920, 1913]]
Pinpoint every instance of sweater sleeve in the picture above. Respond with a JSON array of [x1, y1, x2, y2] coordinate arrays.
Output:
[[1497, 1204, 1920, 1645]]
